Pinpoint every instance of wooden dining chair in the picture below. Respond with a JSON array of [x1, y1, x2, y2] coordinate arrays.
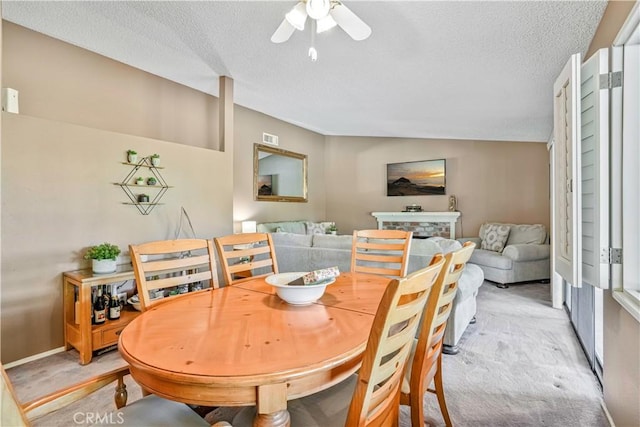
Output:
[[232, 256, 445, 427], [1, 363, 233, 426], [214, 232, 279, 286], [350, 229, 413, 278], [129, 239, 219, 312], [400, 241, 476, 427]]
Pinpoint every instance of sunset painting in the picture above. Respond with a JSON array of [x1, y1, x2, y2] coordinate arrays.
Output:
[[387, 159, 446, 196]]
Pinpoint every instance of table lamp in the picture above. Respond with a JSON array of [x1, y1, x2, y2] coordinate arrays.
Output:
[[241, 220, 257, 234]]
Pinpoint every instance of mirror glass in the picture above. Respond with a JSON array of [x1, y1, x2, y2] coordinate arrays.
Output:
[[254, 144, 308, 202]]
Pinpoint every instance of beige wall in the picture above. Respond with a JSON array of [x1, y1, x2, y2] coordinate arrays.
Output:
[[585, 2, 640, 426], [2, 22, 219, 150], [0, 23, 234, 363], [324, 136, 550, 236]]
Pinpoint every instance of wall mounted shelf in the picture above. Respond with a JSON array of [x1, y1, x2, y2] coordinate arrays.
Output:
[[115, 156, 171, 215]]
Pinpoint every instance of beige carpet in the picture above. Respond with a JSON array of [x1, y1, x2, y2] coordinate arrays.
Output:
[[7, 281, 606, 426]]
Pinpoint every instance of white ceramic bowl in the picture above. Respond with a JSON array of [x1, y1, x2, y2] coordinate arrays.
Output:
[[265, 272, 336, 305], [127, 293, 164, 311]]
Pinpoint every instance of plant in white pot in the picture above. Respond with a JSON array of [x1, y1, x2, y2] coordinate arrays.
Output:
[[150, 153, 160, 167], [127, 149, 138, 164], [84, 242, 121, 274]]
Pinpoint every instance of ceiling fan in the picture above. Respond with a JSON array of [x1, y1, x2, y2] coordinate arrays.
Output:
[[271, 0, 372, 45]]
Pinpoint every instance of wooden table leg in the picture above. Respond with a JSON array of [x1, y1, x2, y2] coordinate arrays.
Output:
[[255, 383, 290, 427]]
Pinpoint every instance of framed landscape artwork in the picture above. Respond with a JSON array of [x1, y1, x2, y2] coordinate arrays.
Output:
[[257, 174, 273, 196], [387, 159, 446, 196]]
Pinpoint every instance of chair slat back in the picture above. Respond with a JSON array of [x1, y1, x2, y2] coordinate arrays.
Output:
[[346, 256, 444, 426], [214, 233, 279, 286], [351, 229, 413, 278], [2, 363, 130, 427], [404, 241, 476, 425], [129, 239, 218, 311]]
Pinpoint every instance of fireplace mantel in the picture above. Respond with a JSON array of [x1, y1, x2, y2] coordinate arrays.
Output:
[[371, 211, 461, 239]]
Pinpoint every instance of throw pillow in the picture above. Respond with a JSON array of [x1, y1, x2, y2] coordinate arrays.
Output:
[[305, 221, 333, 235], [481, 224, 511, 252]]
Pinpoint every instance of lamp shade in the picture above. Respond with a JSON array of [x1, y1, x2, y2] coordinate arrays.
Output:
[[241, 221, 257, 234]]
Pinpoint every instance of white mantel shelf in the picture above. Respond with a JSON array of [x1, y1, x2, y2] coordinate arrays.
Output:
[[371, 211, 461, 239]]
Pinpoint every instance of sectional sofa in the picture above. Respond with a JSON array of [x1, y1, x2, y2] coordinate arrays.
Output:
[[258, 221, 484, 353]]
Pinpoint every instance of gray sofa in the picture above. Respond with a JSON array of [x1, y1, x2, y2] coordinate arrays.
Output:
[[460, 223, 550, 289], [268, 231, 484, 353]]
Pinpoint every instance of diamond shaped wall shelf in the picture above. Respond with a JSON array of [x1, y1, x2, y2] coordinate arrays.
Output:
[[115, 156, 171, 215]]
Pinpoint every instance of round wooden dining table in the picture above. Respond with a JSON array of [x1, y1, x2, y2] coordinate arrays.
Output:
[[118, 272, 390, 427]]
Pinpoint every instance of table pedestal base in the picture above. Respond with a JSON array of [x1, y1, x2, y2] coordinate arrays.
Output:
[[254, 410, 290, 427]]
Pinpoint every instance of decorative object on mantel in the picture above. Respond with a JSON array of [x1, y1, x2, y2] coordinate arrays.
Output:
[[115, 155, 171, 215], [127, 149, 137, 164], [84, 242, 121, 274], [449, 195, 458, 212], [404, 204, 422, 212], [151, 153, 160, 167], [386, 159, 446, 196], [371, 211, 460, 239]]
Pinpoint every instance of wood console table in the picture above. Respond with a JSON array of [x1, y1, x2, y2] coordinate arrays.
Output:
[[371, 211, 461, 238], [63, 266, 140, 365]]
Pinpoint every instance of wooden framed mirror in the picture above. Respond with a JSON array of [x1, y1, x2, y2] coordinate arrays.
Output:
[[254, 144, 308, 202]]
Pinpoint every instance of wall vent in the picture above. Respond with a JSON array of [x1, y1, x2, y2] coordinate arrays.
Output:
[[262, 132, 279, 146]]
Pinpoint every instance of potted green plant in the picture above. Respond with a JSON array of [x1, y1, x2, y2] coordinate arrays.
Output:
[[127, 150, 138, 163], [150, 153, 160, 167], [327, 223, 338, 235], [147, 177, 157, 186], [84, 242, 121, 274], [135, 177, 144, 185]]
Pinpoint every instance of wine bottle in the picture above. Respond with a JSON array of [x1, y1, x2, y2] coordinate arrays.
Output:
[[93, 287, 106, 325], [109, 294, 121, 320]]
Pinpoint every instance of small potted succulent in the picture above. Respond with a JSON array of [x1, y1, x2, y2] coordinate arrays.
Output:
[[327, 223, 338, 235], [135, 177, 144, 185], [147, 177, 157, 186], [127, 150, 138, 164], [84, 242, 121, 274], [150, 153, 160, 167], [138, 194, 149, 203]]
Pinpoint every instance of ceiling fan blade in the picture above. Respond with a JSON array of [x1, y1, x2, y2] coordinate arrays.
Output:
[[271, 18, 296, 43], [330, 2, 371, 41]]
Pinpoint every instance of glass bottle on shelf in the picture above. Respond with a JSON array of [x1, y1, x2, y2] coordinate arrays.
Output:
[[109, 291, 121, 320], [93, 287, 106, 325]]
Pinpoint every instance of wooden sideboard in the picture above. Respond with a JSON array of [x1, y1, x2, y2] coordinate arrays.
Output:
[[63, 266, 140, 365]]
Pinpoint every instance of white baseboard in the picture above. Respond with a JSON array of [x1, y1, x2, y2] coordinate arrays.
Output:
[[3, 346, 66, 369], [601, 400, 616, 427]]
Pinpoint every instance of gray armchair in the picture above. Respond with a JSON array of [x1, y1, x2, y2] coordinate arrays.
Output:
[[459, 223, 550, 289]]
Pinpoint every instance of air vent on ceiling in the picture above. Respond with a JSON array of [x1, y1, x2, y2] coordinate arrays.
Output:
[[262, 132, 279, 146]]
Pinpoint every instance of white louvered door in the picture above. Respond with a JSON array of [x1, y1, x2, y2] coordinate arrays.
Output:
[[580, 49, 610, 289], [553, 54, 582, 288]]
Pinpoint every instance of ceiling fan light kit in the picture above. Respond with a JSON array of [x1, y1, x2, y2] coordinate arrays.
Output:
[[273, 0, 371, 60], [285, 1, 307, 31]]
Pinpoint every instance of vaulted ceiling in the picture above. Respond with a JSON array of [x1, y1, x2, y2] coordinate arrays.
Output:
[[2, 1, 608, 142]]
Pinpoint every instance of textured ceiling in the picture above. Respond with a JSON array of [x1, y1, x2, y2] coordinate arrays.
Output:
[[2, 1, 608, 142]]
